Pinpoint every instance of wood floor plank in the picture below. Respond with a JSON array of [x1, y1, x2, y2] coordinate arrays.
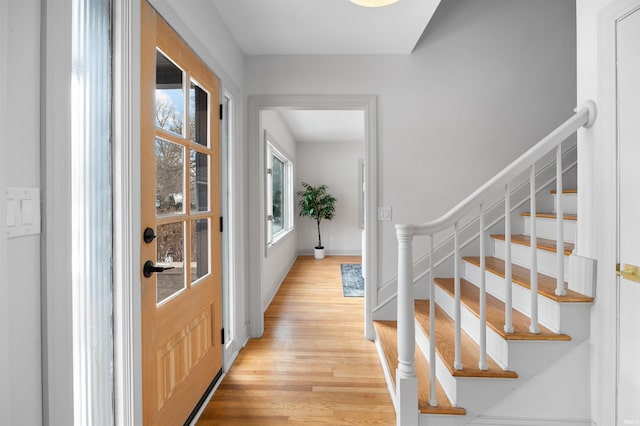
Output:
[[491, 234, 574, 256], [464, 256, 595, 303], [434, 278, 571, 341], [373, 320, 466, 415], [414, 301, 518, 379], [196, 256, 396, 425]]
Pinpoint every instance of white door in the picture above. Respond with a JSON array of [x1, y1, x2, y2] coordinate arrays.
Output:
[[617, 7, 640, 425]]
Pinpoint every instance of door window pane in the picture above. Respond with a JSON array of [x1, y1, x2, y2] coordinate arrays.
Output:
[[156, 138, 185, 215], [156, 222, 185, 304], [190, 150, 209, 212], [191, 219, 210, 284], [271, 155, 285, 235], [155, 50, 184, 136], [189, 81, 208, 146]]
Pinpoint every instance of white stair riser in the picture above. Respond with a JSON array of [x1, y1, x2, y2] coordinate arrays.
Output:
[[523, 216, 576, 243], [415, 322, 458, 405], [493, 239, 570, 279], [415, 318, 519, 414], [434, 285, 510, 369], [463, 261, 562, 332], [553, 193, 577, 215]]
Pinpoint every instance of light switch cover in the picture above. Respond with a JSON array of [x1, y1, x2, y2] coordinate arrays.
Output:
[[6, 187, 40, 238]]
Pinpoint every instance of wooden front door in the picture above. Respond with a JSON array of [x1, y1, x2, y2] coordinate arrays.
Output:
[[141, 2, 222, 424]]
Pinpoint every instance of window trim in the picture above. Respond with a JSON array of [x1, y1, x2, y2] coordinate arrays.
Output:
[[264, 130, 294, 254]]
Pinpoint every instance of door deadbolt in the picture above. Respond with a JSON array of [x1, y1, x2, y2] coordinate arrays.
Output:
[[143, 227, 157, 244]]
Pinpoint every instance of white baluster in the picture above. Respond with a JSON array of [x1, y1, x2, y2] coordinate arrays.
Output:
[[555, 146, 566, 296], [504, 184, 514, 333], [479, 204, 488, 370], [529, 166, 540, 334], [454, 223, 462, 370], [428, 234, 437, 406], [395, 226, 418, 424]]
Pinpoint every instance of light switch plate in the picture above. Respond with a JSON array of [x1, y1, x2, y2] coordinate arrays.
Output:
[[377, 206, 392, 221], [6, 187, 40, 238]]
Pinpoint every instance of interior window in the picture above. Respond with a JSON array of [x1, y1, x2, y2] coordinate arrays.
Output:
[[265, 132, 293, 246]]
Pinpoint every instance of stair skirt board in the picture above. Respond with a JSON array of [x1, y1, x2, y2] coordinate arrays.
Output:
[[374, 332, 399, 412]]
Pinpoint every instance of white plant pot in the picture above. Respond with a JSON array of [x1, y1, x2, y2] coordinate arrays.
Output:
[[314, 248, 325, 259]]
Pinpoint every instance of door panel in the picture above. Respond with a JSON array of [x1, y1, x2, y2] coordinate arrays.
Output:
[[617, 7, 640, 425], [141, 2, 222, 424]]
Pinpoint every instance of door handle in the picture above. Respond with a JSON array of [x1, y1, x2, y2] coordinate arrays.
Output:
[[143, 260, 175, 278], [616, 263, 640, 283]]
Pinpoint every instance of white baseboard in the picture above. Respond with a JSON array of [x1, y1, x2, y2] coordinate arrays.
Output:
[[262, 256, 297, 312], [469, 416, 592, 426], [297, 249, 362, 256]]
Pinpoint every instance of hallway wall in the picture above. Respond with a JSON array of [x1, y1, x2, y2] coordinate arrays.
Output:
[[246, 0, 577, 290], [261, 110, 298, 310], [296, 140, 364, 255], [0, 1, 43, 424]]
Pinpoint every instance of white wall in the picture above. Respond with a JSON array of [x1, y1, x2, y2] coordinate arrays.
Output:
[[246, 0, 577, 288], [0, 1, 9, 423], [296, 141, 364, 255], [0, 1, 42, 424], [576, 2, 621, 425], [261, 110, 298, 310]]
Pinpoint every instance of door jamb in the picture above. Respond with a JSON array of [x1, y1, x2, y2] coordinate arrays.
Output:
[[112, 0, 142, 425], [598, 1, 640, 424], [247, 95, 378, 340]]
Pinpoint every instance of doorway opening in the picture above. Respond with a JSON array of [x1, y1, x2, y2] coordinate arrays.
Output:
[[247, 95, 378, 340]]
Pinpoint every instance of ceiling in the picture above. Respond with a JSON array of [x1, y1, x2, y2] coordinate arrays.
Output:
[[210, 0, 441, 55], [277, 110, 365, 144]]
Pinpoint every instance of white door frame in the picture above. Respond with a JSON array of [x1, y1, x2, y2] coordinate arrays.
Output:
[[598, 1, 640, 424], [247, 95, 379, 340], [112, 0, 142, 424]]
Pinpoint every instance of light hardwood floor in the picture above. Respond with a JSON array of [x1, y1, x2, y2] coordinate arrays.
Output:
[[196, 256, 396, 425]]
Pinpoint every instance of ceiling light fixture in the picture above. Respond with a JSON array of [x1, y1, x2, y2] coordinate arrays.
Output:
[[350, 0, 399, 7]]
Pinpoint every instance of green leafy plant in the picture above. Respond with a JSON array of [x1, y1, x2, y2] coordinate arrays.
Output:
[[296, 182, 337, 249]]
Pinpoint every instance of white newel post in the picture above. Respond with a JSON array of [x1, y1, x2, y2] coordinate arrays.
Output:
[[396, 225, 419, 426]]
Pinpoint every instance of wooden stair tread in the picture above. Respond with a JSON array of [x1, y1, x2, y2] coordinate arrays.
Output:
[[434, 278, 571, 341], [464, 256, 594, 303], [373, 320, 466, 415], [414, 301, 518, 379], [521, 212, 577, 220], [550, 189, 577, 194], [491, 234, 574, 256]]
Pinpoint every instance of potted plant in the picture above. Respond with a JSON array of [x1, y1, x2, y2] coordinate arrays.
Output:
[[296, 182, 337, 259]]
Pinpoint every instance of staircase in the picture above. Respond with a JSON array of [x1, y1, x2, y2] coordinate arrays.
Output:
[[373, 102, 598, 426]]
